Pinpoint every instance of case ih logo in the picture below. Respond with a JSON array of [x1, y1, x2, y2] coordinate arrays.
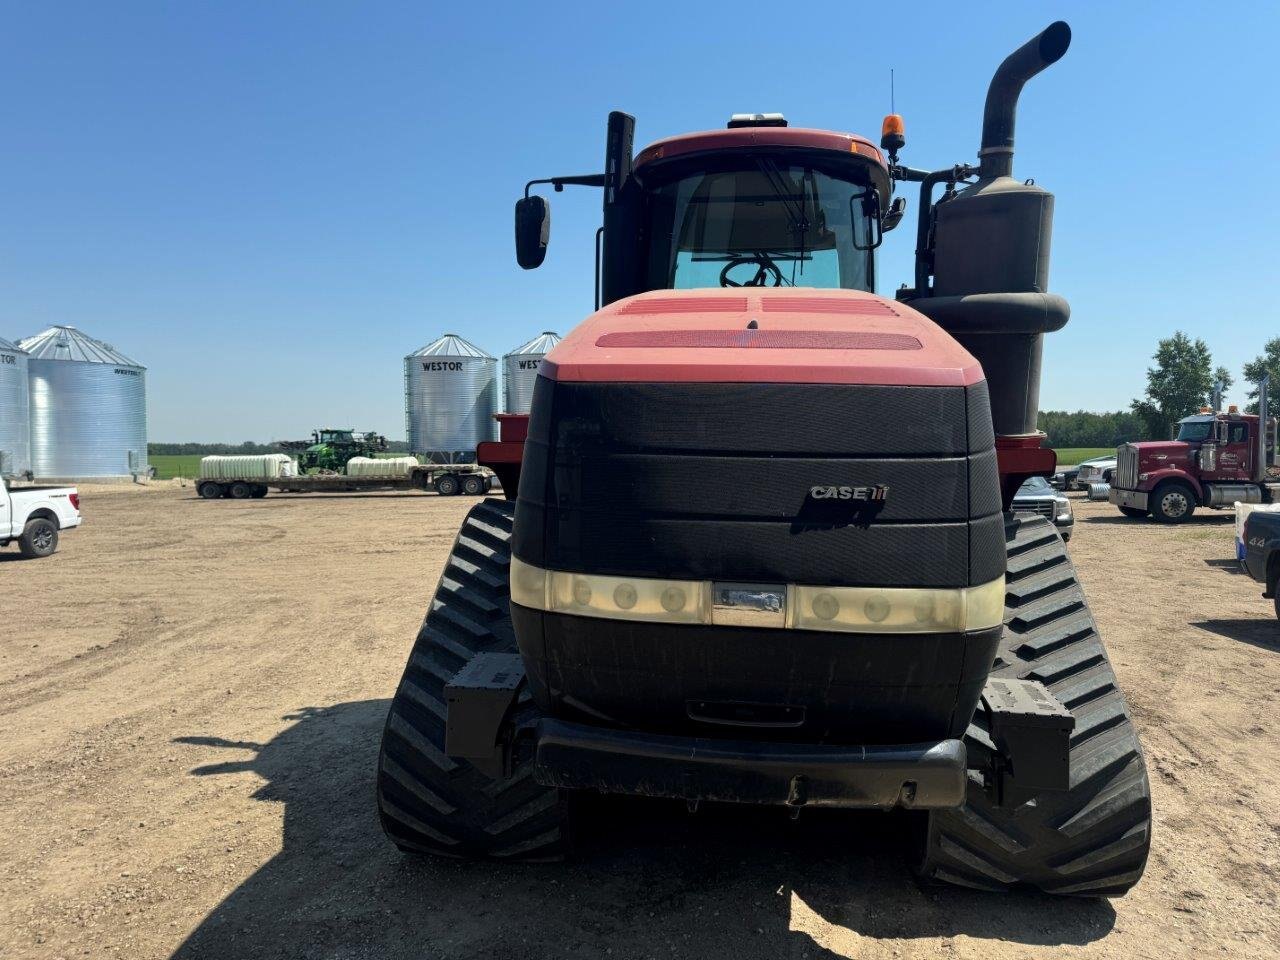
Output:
[[422, 361, 464, 372], [808, 484, 889, 502]]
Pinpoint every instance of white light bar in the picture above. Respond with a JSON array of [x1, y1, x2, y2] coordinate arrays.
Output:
[[510, 558, 1004, 634]]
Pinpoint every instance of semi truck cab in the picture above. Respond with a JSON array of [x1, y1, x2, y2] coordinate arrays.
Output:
[[1110, 404, 1280, 522]]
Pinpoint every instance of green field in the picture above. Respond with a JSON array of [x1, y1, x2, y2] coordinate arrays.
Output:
[[150, 454, 204, 479], [1053, 447, 1114, 466]]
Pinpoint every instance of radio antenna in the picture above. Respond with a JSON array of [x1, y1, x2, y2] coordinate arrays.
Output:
[[890, 68, 896, 114]]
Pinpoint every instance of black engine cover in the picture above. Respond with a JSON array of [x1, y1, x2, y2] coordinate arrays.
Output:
[[509, 376, 1005, 742], [513, 377, 1001, 587]]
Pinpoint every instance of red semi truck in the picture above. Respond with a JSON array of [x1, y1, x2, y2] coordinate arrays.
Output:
[[1109, 378, 1279, 522]]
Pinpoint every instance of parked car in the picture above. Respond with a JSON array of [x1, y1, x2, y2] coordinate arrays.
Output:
[[1013, 475, 1074, 540], [1, 476, 81, 558], [1074, 456, 1117, 490], [1242, 510, 1280, 619], [1051, 465, 1080, 490]]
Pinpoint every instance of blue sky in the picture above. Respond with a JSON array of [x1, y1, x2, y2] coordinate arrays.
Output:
[[0, 2, 1274, 441]]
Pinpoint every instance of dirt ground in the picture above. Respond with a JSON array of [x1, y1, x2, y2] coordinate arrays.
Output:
[[2, 483, 1278, 960]]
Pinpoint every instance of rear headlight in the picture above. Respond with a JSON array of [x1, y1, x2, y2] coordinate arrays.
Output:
[[69, 493, 80, 511], [510, 557, 1005, 634], [511, 558, 709, 625], [790, 576, 1004, 633]]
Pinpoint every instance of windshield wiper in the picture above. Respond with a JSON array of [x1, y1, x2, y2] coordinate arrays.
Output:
[[756, 159, 812, 285]]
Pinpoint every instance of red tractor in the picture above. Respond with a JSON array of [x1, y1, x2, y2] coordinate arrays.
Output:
[[377, 22, 1151, 895]]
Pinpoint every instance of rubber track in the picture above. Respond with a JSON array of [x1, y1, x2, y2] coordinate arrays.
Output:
[[919, 516, 1152, 896], [375, 499, 567, 861]]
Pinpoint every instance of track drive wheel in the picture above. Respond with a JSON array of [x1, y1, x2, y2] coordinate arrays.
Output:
[[376, 499, 568, 860], [917, 515, 1152, 896]]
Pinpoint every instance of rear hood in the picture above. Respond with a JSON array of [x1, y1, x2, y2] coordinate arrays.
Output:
[[541, 288, 983, 387]]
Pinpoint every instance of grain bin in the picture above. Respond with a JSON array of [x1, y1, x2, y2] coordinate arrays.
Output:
[[18, 325, 148, 480], [503, 331, 560, 414], [405, 334, 496, 463], [0, 336, 31, 477]]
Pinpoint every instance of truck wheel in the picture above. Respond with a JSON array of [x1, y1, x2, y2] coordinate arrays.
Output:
[[251, 485, 269, 498], [1118, 506, 1147, 519], [198, 482, 225, 499], [461, 474, 485, 496], [916, 515, 1151, 896], [18, 517, 59, 558], [1151, 482, 1196, 523], [229, 482, 253, 500], [376, 499, 568, 860], [435, 475, 460, 496]]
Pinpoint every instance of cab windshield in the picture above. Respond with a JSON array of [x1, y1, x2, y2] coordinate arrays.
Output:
[[1176, 419, 1213, 442], [641, 158, 877, 292]]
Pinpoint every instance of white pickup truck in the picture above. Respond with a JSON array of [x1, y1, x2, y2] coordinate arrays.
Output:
[[1, 476, 81, 558]]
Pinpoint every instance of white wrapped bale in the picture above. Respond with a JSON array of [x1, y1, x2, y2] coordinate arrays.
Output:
[[200, 453, 295, 480], [345, 455, 419, 478]]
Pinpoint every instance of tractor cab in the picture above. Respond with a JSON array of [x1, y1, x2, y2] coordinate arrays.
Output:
[[316, 428, 355, 445], [626, 125, 891, 295], [517, 119, 893, 306]]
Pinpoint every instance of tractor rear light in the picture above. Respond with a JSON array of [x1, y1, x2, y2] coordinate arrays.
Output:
[[510, 558, 1004, 634], [512, 558, 709, 626], [790, 579, 1003, 634]]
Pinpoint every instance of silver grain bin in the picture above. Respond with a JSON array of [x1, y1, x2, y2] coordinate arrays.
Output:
[[0, 336, 31, 477], [404, 333, 497, 463], [18, 325, 148, 480], [503, 331, 561, 414]]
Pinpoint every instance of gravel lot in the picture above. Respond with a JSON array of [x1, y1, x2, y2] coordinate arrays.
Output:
[[2, 483, 1277, 959]]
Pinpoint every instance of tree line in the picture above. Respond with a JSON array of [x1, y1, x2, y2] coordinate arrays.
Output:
[[1039, 334, 1279, 448]]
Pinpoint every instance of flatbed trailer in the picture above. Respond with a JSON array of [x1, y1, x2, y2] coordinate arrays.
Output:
[[196, 464, 494, 500]]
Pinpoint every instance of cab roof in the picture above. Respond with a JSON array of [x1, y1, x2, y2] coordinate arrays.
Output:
[[636, 127, 885, 168], [634, 127, 890, 201]]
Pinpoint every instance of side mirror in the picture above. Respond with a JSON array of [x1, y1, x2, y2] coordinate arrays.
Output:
[[852, 190, 883, 251], [515, 196, 551, 269], [882, 196, 907, 232]]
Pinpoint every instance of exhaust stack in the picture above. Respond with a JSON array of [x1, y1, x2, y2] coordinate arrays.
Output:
[[910, 22, 1072, 440], [1257, 374, 1270, 483], [979, 22, 1072, 180]]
